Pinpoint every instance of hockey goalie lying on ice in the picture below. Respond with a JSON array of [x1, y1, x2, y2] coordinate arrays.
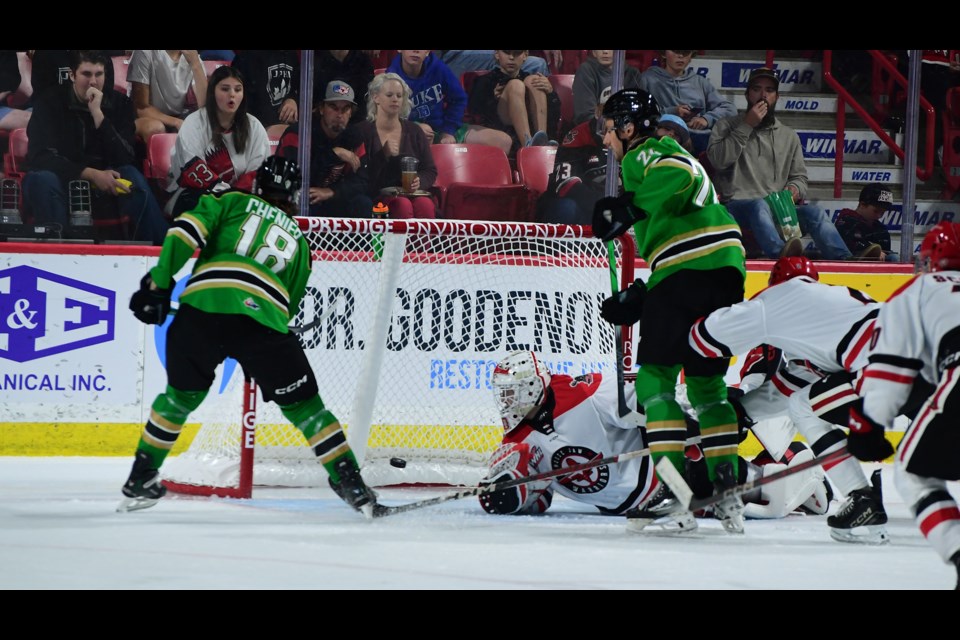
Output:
[[477, 351, 830, 533]]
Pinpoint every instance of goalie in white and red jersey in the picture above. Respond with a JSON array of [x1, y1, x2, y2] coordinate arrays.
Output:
[[851, 221, 960, 588], [477, 351, 826, 531]]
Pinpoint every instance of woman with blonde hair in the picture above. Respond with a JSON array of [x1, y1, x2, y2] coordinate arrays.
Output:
[[354, 72, 437, 218]]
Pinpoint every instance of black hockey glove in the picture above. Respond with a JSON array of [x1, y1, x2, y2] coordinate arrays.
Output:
[[592, 192, 645, 242], [847, 405, 894, 461], [601, 278, 647, 326], [129, 274, 172, 325], [478, 472, 523, 515]]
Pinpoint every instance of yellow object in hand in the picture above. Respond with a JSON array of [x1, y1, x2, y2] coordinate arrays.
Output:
[[115, 178, 133, 194]]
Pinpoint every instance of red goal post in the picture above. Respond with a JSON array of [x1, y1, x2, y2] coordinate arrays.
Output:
[[162, 218, 636, 498]]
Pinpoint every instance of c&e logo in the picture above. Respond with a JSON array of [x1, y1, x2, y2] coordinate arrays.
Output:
[[0, 265, 115, 362]]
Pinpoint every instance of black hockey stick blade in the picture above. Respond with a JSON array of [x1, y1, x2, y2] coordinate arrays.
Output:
[[288, 300, 339, 334], [372, 446, 652, 517], [656, 445, 850, 513]]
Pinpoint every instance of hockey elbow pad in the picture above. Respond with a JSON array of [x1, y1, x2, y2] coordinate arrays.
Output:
[[601, 278, 647, 326]]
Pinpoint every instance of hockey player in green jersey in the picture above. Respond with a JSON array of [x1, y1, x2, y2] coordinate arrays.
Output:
[[120, 156, 379, 517], [592, 89, 747, 534]]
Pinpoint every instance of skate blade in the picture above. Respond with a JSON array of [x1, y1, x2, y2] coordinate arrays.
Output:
[[116, 496, 161, 513], [626, 511, 698, 535], [719, 516, 745, 534], [829, 524, 890, 545], [359, 503, 375, 520]]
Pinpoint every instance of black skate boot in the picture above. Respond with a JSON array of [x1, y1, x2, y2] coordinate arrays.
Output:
[[827, 469, 889, 544], [713, 461, 745, 534], [952, 551, 960, 591], [328, 457, 379, 519], [625, 481, 697, 534], [117, 450, 167, 513]]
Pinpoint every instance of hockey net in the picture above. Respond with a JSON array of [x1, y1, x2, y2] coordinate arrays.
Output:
[[162, 218, 635, 497]]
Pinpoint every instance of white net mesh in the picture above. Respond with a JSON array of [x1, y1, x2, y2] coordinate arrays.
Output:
[[163, 218, 631, 490]]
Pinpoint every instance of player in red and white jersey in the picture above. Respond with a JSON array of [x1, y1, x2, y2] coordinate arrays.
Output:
[[850, 221, 960, 587], [479, 351, 658, 518], [478, 351, 827, 531], [690, 257, 890, 543]]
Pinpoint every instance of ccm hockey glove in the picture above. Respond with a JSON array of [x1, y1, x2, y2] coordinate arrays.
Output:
[[129, 274, 172, 325], [592, 192, 645, 242], [847, 405, 894, 461], [601, 278, 647, 326]]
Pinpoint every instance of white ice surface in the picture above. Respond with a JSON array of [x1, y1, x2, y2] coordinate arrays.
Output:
[[0, 458, 955, 590]]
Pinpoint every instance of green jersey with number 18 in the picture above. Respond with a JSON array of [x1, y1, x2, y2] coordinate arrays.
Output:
[[149, 191, 310, 334], [621, 135, 745, 289]]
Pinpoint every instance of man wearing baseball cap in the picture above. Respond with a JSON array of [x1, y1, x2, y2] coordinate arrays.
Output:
[[834, 183, 900, 261], [706, 67, 853, 261], [276, 80, 373, 218]]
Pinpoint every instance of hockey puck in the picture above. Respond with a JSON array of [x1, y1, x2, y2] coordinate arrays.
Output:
[[389, 457, 407, 469]]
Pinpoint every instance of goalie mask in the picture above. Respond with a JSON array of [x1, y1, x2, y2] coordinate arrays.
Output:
[[918, 221, 960, 273], [491, 351, 552, 432], [768, 256, 819, 286], [255, 156, 302, 207]]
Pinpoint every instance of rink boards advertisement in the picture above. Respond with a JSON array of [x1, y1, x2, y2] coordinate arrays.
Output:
[[0, 244, 915, 455]]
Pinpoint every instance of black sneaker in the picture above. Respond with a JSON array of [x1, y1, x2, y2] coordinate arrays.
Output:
[[625, 481, 697, 534], [827, 469, 889, 544], [117, 450, 167, 512], [712, 461, 745, 534], [328, 458, 378, 518]]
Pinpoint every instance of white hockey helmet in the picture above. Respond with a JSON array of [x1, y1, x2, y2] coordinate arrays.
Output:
[[491, 351, 552, 432]]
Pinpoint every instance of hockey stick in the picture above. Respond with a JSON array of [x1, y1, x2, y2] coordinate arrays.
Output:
[[372, 446, 652, 518], [655, 445, 850, 514], [288, 300, 339, 334]]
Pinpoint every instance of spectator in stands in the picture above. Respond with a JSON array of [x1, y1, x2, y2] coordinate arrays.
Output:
[[278, 81, 372, 218], [128, 50, 208, 144], [0, 50, 30, 132], [354, 73, 437, 219], [468, 50, 561, 151], [387, 50, 512, 154], [834, 183, 899, 261], [29, 50, 124, 99], [537, 96, 610, 225], [231, 50, 299, 139], [166, 65, 270, 217], [707, 67, 853, 261], [656, 113, 694, 153], [640, 50, 735, 155], [24, 50, 168, 244], [199, 50, 235, 63], [439, 50, 558, 81], [313, 50, 374, 125], [572, 50, 642, 125]]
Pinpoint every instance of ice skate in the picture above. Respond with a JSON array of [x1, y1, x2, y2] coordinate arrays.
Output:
[[117, 451, 167, 513], [827, 469, 889, 545], [712, 462, 745, 534], [625, 481, 697, 534], [328, 457, 379, 519]]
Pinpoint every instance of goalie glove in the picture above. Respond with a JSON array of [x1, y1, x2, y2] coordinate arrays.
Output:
[[600, 278, 647, 326], [129, 274, 172, 325], [592, 192, 645, 242], [847, 405, 894, 462], [478, 442, 552, 515]]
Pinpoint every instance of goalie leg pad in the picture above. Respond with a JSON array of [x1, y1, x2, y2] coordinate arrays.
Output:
[[742, 448, 827, 519]]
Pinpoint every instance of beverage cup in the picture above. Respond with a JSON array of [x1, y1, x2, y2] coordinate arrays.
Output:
[[400, 156, 419, 194]]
